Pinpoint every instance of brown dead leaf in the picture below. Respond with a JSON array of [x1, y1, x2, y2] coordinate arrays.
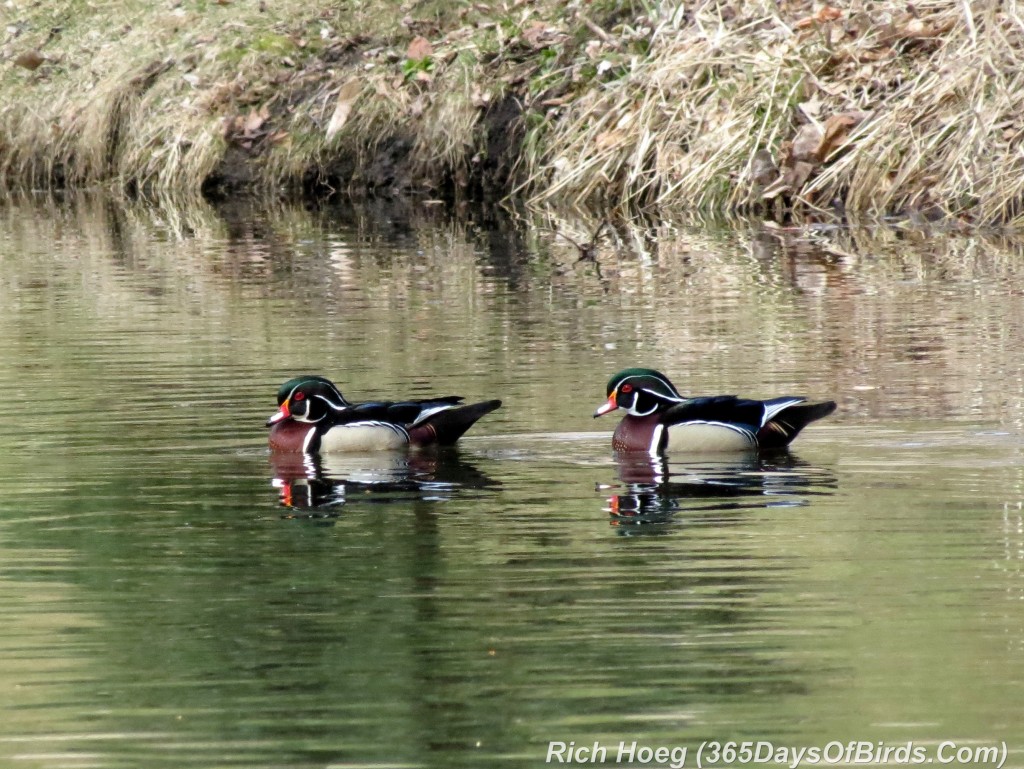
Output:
[[242, 105, 269, 137], [856, 47, 895, 63], [223, 105, 272, 146], [897, 17, 953, 40], [795, 5, 842, 29], [326, 77, 363, 140], [407, 35, 433, 60], [750, 149, 778, 187], [783, 160, 816, 191], [905, 18, 926, 37], [818, 115, 855, 158], [13, 50, 45, 71], [878, 15, 952, 46], [815, 111, 869, 159], [798, 95, 824, 120], [521, 21, 560, 49], [762, 176, 789, 200], [521, 22, 544, 48], [594, 130, 625, 150], [790, 124, 823, 163]]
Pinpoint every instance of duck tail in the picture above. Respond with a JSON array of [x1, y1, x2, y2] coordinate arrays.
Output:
[[759, 400, 837, 450], [408, 400, 503, 447]]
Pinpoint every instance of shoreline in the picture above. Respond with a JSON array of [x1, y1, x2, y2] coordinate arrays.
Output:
[[0, 2, 1019, 225]]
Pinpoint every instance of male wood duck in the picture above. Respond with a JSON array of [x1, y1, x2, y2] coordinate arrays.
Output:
[[594, 368, 835, 454], [267, 375, 502, 453]]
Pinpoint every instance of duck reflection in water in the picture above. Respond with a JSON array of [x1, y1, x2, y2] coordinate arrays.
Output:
[[270, 449, 498, 517], [605, 451, 837, 534]]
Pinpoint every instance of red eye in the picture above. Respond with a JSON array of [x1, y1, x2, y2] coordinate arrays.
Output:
[[294, 392, 305, 401], [621, 384, 633, 393]]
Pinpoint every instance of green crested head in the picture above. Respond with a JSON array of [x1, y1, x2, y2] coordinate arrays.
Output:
[[268, 375, 350, 427], [596, 367, 684, 418], [275, 375, 344, 406], [605, 368, 681, 399]]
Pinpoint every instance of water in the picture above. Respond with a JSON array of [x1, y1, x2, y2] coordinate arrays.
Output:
[[0, 197, 1022, 768]]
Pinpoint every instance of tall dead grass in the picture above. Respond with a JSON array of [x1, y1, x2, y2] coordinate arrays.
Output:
[[521, 0, 1024, 224], [2, 0, 1024, 223], [0, 0, 430, 199]]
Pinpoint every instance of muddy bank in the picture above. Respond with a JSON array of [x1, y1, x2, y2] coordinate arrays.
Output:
[[1, 1, 1021, 224]]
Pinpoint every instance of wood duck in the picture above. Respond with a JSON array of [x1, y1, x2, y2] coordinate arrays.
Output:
[[594, 367, 835, 454], [267, 375, 502, 453]]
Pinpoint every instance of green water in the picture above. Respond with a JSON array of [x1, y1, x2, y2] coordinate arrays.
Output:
[[0, 199, 1021, 769]]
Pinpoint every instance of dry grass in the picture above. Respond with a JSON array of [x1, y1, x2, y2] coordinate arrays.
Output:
[[2, 0, 1024, 223], [0, 0, 428, 199], [521, 0, 1024, 224]]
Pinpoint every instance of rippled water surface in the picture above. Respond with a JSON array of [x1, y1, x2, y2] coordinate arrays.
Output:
[[1, 198, 1023, 768]]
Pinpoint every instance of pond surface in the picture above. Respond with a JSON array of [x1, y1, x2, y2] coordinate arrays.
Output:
[[0, 197, 1022, 769]]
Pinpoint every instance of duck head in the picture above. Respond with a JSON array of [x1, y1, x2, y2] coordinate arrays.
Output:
[[267, 376, 350, 425], [594, 367, 685, 417]]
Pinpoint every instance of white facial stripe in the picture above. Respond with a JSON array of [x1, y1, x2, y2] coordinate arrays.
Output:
[[619, 374, 685, 402], [633, 401, 659, 417], [313, 393, 348, 411], [288, 382, 349, 411], [288, 392, 349, 423], [617, 373, 684, 416]]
